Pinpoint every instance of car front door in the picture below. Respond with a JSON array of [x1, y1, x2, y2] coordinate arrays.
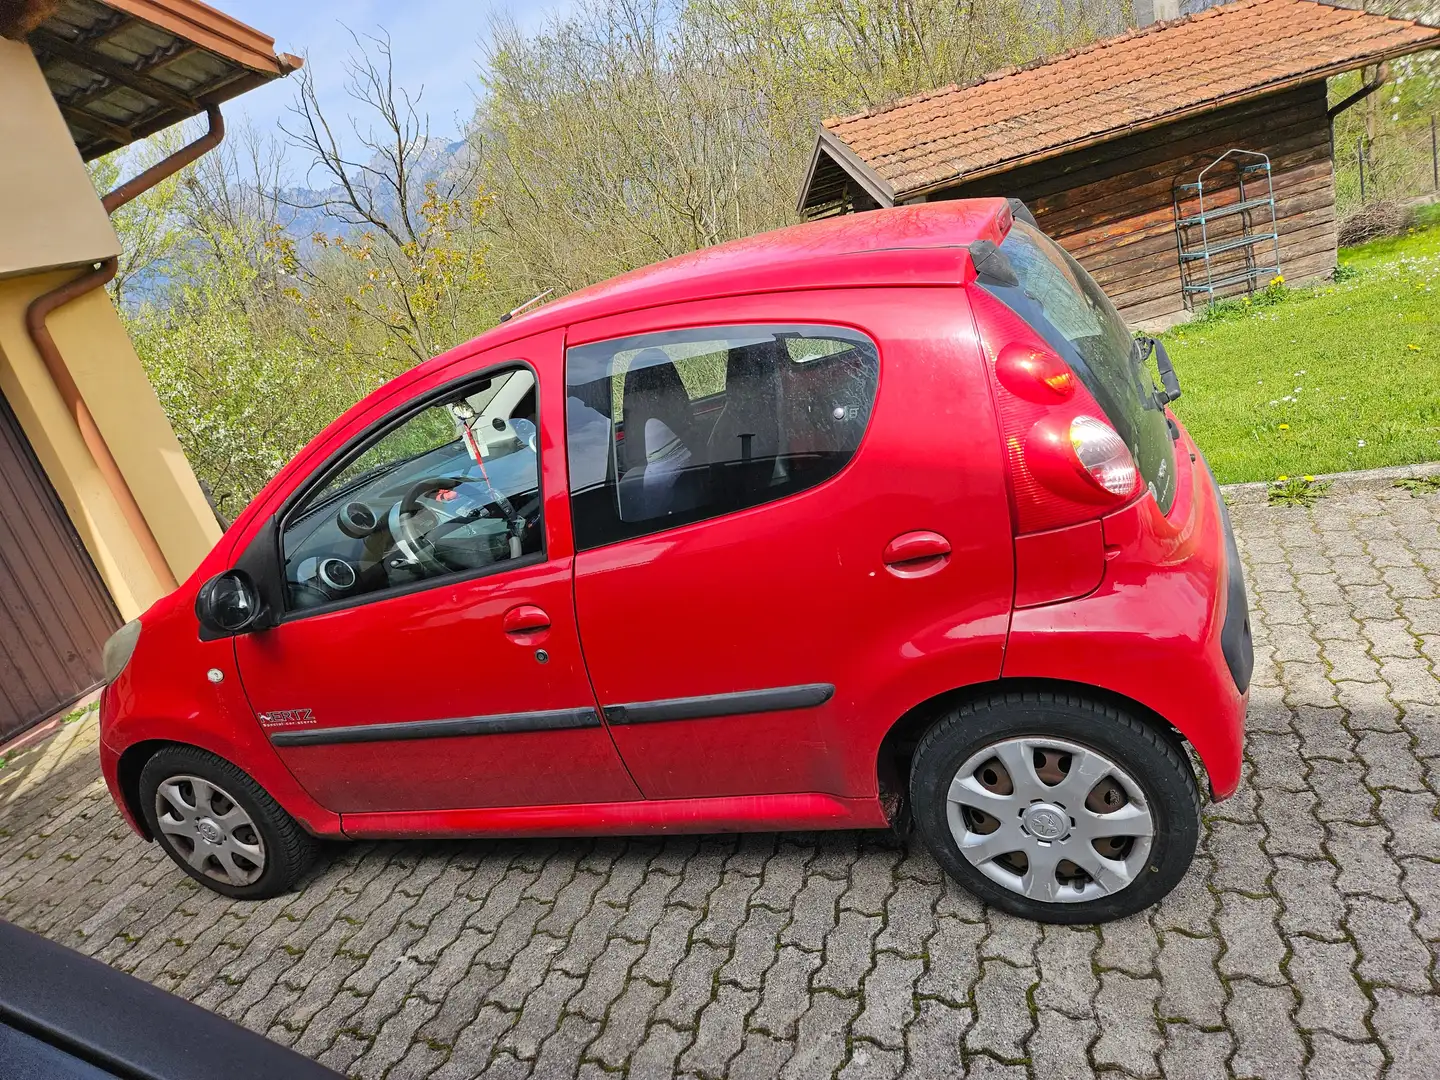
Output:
[[233, 330, 639, 815], [563, 290, 1015, 803]]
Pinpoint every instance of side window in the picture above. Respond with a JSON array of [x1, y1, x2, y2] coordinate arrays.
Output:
[[566, 324, 878, 550], [280, 367, 542, 611]]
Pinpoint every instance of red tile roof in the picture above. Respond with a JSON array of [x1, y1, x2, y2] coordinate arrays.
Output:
[[811, 0, 1440, 206]]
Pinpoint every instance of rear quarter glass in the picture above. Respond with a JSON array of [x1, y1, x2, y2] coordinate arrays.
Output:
[[979, 221, 1177, 515]]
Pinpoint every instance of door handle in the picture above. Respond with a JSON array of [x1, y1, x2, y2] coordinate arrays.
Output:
[[502, 605, 551, 635], [883, 531, 951, 578]]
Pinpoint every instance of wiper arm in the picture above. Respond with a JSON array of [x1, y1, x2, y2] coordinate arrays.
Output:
[[1134, 336, 1182, 404]]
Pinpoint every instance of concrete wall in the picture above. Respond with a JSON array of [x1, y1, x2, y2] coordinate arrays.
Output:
[[0, 41, 222, 619]]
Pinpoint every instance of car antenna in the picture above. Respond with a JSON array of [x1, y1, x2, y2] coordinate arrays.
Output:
[[499, 289, 553, 323]]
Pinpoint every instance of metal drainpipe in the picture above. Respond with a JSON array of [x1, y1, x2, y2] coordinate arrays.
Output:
[[23, 105, 226, 594]]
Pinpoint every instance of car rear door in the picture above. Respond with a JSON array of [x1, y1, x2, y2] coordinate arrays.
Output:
[[564, 288, 1015, 803], [233, 329, 639, 815]]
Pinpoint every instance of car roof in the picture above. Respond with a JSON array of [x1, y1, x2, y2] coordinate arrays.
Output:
[[425, 198, 1012, 368]]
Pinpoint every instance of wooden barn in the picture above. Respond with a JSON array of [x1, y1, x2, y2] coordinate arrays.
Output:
[[796, 0, 1440, 327]]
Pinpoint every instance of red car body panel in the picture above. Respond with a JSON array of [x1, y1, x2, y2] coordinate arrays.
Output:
[[1003, 420, 1247, 798], [568, 287, 1014, 803], [98, 198, 1248, 845]]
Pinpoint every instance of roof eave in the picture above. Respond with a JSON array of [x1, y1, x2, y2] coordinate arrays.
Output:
[[796, 126, 896, 215], [887, 34, 1440, 203]]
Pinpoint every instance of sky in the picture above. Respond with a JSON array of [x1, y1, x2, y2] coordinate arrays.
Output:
[[217, 0, 574, 177]]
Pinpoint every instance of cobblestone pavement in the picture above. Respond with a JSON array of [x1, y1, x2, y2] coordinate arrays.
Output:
[[4, 484, 1440, 1080]]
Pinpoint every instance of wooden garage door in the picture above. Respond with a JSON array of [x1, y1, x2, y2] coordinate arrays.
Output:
[[0, 390, 120, 743]]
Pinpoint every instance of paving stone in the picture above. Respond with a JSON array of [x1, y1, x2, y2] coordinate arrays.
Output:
[[630, 904, 701, 984], [1288, 937, 1369, 1040], [814, 910, 880, 994], [1303, 1032, 1384, 1080], [1095, 913, 1157, 976], [1328, 823, 1404, 899], [748, 945, 820, 1040], [780, 991, 857, 1080], [628, 1021, 693, 1080], [964, 960, 1036, 1061], [720, 906, 786, 991], [830, 1040, 900, 1080], [1027, 1009, 1094, 1080], [1217, 893, 1287, 984], [500, 968, 581, 1060], [1400, 857, 1440, 939], [1273, 857, 1347, 940], [1157, 932, 1223, 1026], [916, 914, 986, 1005], [1091, 971, 1161, 1078], [1357, 731, 1428, 790], [1152, 858, 1217, 936], [588, 980, 665, 1069], [1206, 820, 1271, 892], [1226, 981, 1303, 1080], [727, 1032, 794, 1080], [1259, 787, 1326, 858], [1377, 788, 1440, 857], [528, 1013, 597, 1080], [1370, 988, 1440, 1080], [1348, 896, 1433, 992], [901, 998, 970, 1079], [852, 952, 922, 1050], [1307, 759, 1376, 822], [1033, 924, 1098, 1018], [679, 984, 756, 1077], [874, 880, 938, 956], [692, 871, 759, 948], [1158, 1024, 1232, 1080], [655, 941, 725, 1028]]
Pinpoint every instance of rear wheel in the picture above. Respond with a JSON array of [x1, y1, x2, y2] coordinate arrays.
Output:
[[909, 692, 1200, 923], [139, 746, 319, 899]]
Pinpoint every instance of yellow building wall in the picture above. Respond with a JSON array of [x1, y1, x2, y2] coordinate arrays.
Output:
[[0, 39, 223, 620], [0, 272, 223, 619], [0, 38, 119, 279]]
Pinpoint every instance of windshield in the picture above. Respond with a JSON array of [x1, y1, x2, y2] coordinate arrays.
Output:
[[979, 221, 1177, 514]]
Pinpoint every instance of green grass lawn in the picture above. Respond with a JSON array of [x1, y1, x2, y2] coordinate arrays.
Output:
[[1165, 212, 1440, 484]]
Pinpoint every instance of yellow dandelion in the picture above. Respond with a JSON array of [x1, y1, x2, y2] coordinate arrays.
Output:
[[1407, 344, 1421, 350], [1304, 475, 1315, 482], [1278, 475, 1289, 482], [1279, 423, 1290, 430]]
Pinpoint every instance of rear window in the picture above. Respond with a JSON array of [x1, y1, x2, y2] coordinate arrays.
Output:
[[978, 221, 1177, 514]]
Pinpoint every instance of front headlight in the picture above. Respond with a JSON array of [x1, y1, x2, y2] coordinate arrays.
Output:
[[102, 619, 142, 683]]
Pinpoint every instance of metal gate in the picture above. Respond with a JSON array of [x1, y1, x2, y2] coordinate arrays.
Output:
[[0, 390, 120, 743]]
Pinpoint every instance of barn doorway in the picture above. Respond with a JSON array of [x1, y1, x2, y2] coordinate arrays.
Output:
[[0, 390, 120, 743]]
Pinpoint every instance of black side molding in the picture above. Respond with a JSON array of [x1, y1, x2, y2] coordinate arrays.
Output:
[[1212, 474, 1254, 694], [604, 683, 835, 725], [0, 919, 341, 1080], [269, 707, 600, 747]]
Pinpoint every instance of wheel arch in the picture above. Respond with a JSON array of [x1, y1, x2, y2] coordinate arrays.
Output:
[[875, 676, 1192, 822], [116, 738, 182, 841]]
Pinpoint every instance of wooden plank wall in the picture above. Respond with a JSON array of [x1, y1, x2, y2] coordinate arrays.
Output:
[[934, 82, 1338, 325]]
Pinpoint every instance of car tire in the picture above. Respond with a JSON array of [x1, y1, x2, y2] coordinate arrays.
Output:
[[909, 691, 1201, 924], [139, 746, 319, 900]]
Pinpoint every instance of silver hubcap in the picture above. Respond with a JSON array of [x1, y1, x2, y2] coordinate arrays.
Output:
[[946, 737, 1155, 904], [155, 775, 265, 886]]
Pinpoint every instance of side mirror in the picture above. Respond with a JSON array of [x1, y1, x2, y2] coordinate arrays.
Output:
[[195, 570, 266, 638]]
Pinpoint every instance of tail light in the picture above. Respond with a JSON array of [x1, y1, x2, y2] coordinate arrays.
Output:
[[971, 289, 1141, 534]]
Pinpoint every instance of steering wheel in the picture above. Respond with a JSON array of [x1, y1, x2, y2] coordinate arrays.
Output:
[[390, 476, 528, 574]]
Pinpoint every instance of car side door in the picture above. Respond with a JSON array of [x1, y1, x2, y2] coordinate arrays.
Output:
[[232, 329, 640, 815], [564, 289, 1015, 804]]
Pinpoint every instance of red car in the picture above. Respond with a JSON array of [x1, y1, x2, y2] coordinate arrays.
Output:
[[99, 200, 1250, 923]]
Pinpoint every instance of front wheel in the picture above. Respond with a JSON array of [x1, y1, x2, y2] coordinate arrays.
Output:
[[909, 692, 1201, 924], [139, 746, 319, 899]]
